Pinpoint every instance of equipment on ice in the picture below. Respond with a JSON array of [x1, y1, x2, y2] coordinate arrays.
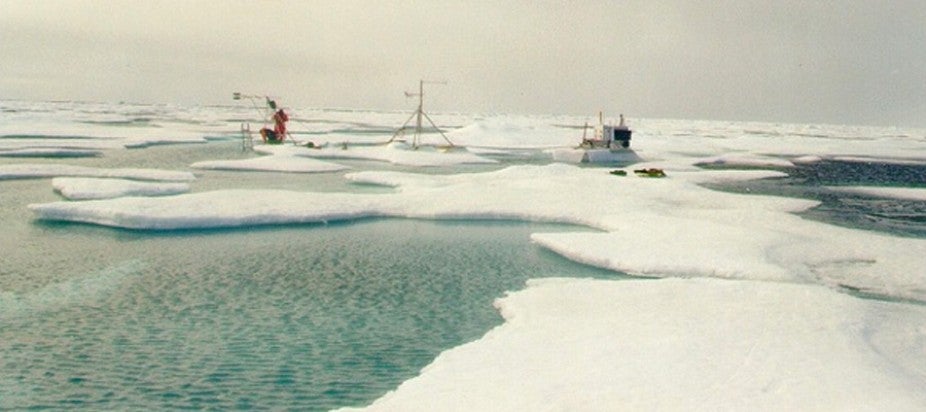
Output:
[[233, 92, 296, 149], [579, 112, 632, 150], [388, 80, 455, 149], [551, 112, 639, 163]]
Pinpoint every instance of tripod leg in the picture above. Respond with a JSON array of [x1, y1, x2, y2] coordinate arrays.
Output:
[[389, 111, 419, 143], [422, 111, 454, 147]]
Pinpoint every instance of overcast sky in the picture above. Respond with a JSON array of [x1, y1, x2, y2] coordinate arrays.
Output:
[[2, 1, 925, 127]]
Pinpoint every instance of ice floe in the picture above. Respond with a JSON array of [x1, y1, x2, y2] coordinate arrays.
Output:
[[30, 189, 380, 229], [257, 141, 497, 167], [0, 163, 195, 181], [0, 123, 208, 149], [52, 177, 190, 200], [695, 154, 795, 168], [191, 154, 349, 173], [340, 278, 926, 411]]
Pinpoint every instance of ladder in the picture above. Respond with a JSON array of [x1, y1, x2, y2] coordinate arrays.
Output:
[[241, 123, 254, 152]]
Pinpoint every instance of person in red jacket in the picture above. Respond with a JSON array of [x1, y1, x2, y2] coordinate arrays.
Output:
[[261, 109, 289, 143]]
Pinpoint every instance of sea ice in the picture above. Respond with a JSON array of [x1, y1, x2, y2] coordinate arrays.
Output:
[[9, 101, 926, 411], [0, 137, 123, 151], [0, 163, 196, 181], [260, 141, 497, 167], [445, 116, 580, 148], [28, 162, 926, 301], [694, 154, 795, 168], [0, 122, 208, 149], [191, 154, 349, 173], [52, 177, 190, 200], [339, 278, 926, 411], [29, 189, 383, 230]]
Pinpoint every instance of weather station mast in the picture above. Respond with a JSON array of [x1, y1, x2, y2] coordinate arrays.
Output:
[[389, 80, 455, 149]]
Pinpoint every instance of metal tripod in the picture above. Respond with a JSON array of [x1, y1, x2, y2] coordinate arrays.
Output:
[[388, 80, 454, 149]]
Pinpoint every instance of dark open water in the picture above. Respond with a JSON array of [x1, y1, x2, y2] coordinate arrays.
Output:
[[704, 159, 926, 238]]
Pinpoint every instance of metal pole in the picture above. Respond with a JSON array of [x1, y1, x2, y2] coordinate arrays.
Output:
[[414, 80, 424, 147], [390, 80, 454, 148]]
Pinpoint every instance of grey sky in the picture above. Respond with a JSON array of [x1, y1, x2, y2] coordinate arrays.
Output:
[[2, 1, 924, 127]]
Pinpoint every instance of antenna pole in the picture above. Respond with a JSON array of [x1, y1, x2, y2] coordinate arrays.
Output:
[[415, 80, 424, 147], [388, 80, 454, 148]]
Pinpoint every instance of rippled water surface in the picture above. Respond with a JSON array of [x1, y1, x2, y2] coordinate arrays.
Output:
[[1, 217, 620, 410]]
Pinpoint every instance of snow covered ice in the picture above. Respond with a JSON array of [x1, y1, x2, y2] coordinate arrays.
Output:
[[0, 163, 195, 181], [51, 177, 190, 200], [340, 278, 926, 411], [256, 140, 497, 167], [191, 152, 350, 173], [5, 99, 926, 410]]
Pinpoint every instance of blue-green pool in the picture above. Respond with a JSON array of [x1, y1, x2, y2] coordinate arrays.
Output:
[[2, 202, 620, 410]]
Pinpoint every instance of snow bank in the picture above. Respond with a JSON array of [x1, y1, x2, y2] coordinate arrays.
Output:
[[0, 163, 196, 181], [52, 177, 190, 200], [191, 154, 349, 173], [341, 278, 926, 411]]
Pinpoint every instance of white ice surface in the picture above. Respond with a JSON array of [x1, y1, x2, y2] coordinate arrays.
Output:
[[52, 177, 190, 200], [191, 154, 349, 173], [446, 115, 582, 148], [257, 141, 497, 167], [0, 137, 125, 151], [30, 189, 381, 229], [0, 123, 208, 148], [0, 163, 196, 181], [695, 153, 795, 168], [828, 186, 926, 201], [340, 278, 926, 412], [792, 155, 824, 164]]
